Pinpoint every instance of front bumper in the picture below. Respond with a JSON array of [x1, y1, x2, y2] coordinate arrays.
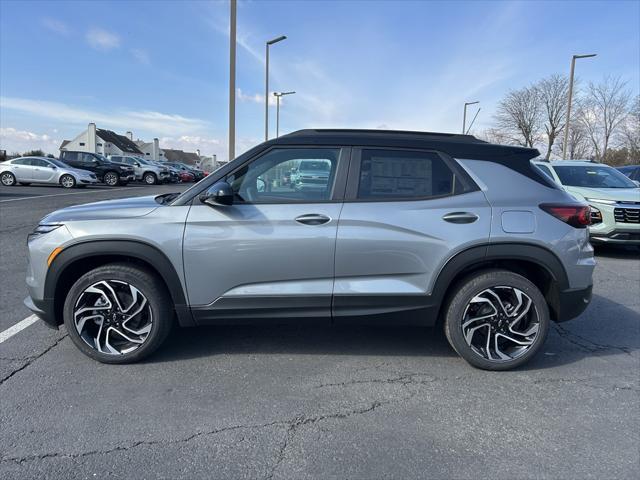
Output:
[[553, 285, 593, 322], [590, 230, 640, 245], [24, 296, 58, 329]]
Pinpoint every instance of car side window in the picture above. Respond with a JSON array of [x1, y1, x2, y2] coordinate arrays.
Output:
[[356, 149, 467, 200], [32, 159, 49, 167], [63, 152, 78, 163], [12, 158, 30, 166], [226, 148, 340, 203], [536, 164, 555, 181], [81, 153, 96, 164]]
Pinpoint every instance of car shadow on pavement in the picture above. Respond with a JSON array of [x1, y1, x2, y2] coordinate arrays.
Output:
[[594, 244, 640, 259], [150, 293, 639, 370]]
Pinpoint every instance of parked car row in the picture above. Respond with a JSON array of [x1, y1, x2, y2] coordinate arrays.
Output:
[[0, 152, 208, 188]]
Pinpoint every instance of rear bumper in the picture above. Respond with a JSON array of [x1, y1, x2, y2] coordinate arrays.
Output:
[[553, 285, 592, 323], [24, 296, 58, 329]]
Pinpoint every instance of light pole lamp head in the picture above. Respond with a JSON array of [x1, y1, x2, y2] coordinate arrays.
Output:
[[574, 53, 597, 59], [267, 35, 287, 45], [465, 101, 480, 107]]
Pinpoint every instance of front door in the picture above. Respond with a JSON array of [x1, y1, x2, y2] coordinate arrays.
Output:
[[31, 158, 57, 182], [183, 147, 348, 324]]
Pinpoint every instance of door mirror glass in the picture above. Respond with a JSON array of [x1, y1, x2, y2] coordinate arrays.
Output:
[[200, 181, 234, 207]]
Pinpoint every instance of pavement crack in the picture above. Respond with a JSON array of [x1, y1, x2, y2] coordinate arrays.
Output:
[[0, 335, 68, 387], [553, 324, 633, 356]]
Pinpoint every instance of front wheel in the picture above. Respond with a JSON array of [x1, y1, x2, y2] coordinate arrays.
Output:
[[444, 270, 550, 371], [1, 172, 16, 186], [63, 263, 174, 363], [59, 174, 76, 189], [143, 172, 157, 185], [103, 171, 119, 186]]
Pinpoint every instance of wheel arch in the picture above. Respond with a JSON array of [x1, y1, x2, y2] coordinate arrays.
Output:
[[431, 243, 569, 323], [46, 240, 194, 327]]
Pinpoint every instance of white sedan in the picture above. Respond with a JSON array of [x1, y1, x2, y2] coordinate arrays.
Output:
[[0, 156, 98, 188]]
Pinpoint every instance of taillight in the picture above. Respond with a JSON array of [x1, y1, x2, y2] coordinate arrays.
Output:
[[540, 204, 591, 228]]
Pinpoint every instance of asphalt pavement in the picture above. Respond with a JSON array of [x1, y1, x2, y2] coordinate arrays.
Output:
[[0, 183, 638, 479]]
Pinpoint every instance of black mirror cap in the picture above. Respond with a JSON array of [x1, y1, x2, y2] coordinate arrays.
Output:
[[200, 181, 234, 206]]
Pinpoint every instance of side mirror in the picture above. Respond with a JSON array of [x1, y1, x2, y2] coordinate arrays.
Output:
[[199, 181, 234, 207], [633, 180, 640, 187]]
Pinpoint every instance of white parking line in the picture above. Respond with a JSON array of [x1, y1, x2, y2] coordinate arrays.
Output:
[[0, 187, 145, 203], [0, 315, 40, 344]]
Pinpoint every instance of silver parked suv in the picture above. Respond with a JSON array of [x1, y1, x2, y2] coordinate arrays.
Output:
[[108, 155, 170, 185], [24, 130, 595, 370]]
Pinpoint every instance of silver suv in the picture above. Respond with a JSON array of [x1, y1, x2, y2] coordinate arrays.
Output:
[[108, 155, 170, 185], [24, 130, 595, 370]]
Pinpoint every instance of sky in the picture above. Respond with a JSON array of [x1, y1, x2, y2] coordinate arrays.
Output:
[[0, 0, 638, 161]]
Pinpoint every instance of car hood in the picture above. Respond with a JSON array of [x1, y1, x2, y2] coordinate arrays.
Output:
[[41, 195, 161, 223], [564, 186, 640, 203]]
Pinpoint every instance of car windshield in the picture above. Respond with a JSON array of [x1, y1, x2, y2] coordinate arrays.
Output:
[[553, 165, 637, 189], [299, 160, 331, 172], [48, 159, 70, 168], [135, 157, 150, 165]]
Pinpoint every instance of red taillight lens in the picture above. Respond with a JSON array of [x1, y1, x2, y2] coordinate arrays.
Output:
[[540, 204, 591, 228]]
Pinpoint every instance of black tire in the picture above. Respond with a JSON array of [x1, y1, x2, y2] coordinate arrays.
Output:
[[444, 269, 550, 371], [1, 171, 16, 186], [63, 263, 174, 364], [19, 182, 31, 186], [103, 171, 119, 186], [59, 174, 76, 189], [143, 172, 157, 185]]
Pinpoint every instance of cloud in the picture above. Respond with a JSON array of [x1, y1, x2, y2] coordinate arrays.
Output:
[[131, 48, 151, 65], [237, 88, 277, 106], [0, 127, 60, 155], [0, 96, 210, 136], [159, 135, 222, 154], [41, 18, 69, 36], [86, 28, 121, 51]]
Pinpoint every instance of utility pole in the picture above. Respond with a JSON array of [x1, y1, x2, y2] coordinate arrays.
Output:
[[462, 101, 479, 134], [228, 0, 237, 161], [273, 91, 295, 137], [265, 35, 287, 141], [562, 53, 596, 159]]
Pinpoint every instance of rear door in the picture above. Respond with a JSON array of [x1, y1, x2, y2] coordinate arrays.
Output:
[[10, 158, 35, 181], [333, 147, 491, 324], [183, 146, 348, 324]]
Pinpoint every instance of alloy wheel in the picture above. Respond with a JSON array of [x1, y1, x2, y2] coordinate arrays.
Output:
[[60, 175, 75, 188], [461, 286, 540, 362], [144, 173, 156, 184], [1, 172, 16, 186], [73, 280, 153, 355], [104, 172, 118, 186]]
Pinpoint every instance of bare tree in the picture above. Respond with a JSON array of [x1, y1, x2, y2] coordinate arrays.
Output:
[[578, 76, 631, 162], [494, 86, 541, 148], [620, 95, 640, 159], [535, 74, 569, 160], [555, 113, 592, 160]]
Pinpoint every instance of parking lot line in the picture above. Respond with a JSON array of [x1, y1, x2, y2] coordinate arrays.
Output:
[[0, 187, 145, 203], [0, 315, 40, 344]]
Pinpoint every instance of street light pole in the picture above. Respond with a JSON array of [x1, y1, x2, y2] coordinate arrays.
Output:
[[228, 0, 237, 161], [273, 91, 295, 137], [562, 53, 596, 160], [462, 101, 479, 134], [265, 35, 287, 141]]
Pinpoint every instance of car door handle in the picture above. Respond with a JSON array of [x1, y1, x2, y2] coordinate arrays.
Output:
[[442, 212, 479, 224], [295, 214, 331, 225]]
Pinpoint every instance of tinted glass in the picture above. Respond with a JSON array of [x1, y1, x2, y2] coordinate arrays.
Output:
[[554, 165, 637, 189], [81, 153, 97, 163], [31, 159, 50, 167], [49, 159, 69, 168], [227, 148, 340, 203], [536, 164, 555, 180], [357, 149, 465, 199], [63, 152, 78, 162], [13, 158, 32, 166]]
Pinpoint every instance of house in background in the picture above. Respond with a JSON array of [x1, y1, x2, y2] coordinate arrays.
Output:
[[59, 123, 143, 157], [163, 148, 201, 167], [135, 138, 165, 161]]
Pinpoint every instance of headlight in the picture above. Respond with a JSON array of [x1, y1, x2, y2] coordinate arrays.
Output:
[[585, 198, 616, 205], [28, 224, 62, 242], [590, 206, 603, 224]]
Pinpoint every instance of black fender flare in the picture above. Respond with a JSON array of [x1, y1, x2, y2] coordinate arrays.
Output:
[[46, 240, 194, 326], [430, 242, 569, 314]]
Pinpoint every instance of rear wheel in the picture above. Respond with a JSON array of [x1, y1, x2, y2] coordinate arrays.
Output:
[[444, 270, 550, 371], [103, 171, 119, 186], [59, 174, 76, 189], [1, 172, 16, 186], [63, 263, 174, 363]]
